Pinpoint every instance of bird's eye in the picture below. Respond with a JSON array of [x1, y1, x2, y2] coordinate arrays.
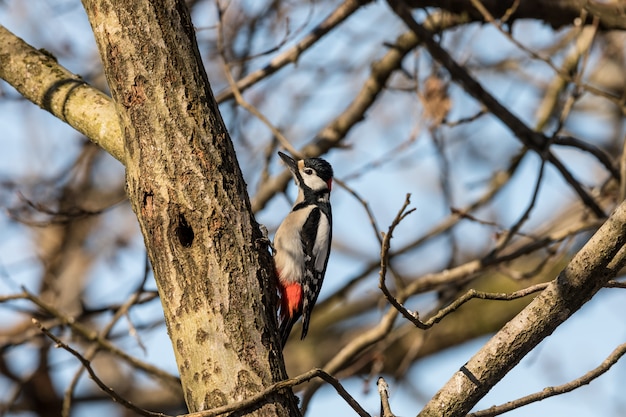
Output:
[[304, 168, 313, 175]]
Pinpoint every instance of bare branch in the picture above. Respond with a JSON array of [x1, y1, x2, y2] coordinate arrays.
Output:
[[33, 319, 168, 417], [0, 26, 124, 162], [469, 342, 626, 417], [182, 368, 370, 417], [61, 266, 154, 417], [405, 0, 626, 31], [379, 195, 423, 327], [554, 135, 621, 181], [250, 11, 469, 212], [215, 1, 301, 158], [214, 0, 371, 103], [386, 0, 606, 218], [417, 199, 626, 416], [21, 289, 181, 390]]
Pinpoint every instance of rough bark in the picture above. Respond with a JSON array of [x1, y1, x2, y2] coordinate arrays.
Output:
[[418, 200, 626, 416], [81, 1, 297, 415]]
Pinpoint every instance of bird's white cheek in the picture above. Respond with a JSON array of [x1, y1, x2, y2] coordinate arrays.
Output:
[[302, 175, 328, 191]]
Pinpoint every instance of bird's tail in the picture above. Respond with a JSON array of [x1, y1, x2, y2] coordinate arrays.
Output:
[[278, 315, 297, 348]]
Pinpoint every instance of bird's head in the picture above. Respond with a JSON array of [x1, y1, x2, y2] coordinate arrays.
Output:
[[279, 152, 333, 193]]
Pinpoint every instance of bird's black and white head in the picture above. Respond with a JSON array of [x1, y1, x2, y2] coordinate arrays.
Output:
[[279, 152, 333, 203]]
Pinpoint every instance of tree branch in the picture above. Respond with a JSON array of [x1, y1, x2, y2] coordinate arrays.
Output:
[[0, 25, 124, 163], [386, 0, 606, 218], [417, 200, 626, 416], [182, 368, 370, 417], [250, 11, 469, 212], [214, 0, 371, 103], [377, 377, 396, 417], [469, 342, 626, 417], [33, 319, 167, 417], [21, 288, 180, 390], [405, 0, 626, 31]]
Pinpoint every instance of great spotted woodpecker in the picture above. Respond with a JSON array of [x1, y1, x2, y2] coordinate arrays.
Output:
[[273, 151, 333, 347]]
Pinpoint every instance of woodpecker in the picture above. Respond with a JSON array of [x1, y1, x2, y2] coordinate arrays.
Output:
[[273, 151, 333, 347]]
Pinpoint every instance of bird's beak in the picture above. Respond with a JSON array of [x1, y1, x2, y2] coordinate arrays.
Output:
[[278, 152, 298, 173]]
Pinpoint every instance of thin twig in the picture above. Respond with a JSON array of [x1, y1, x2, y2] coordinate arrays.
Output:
[[334, 178, 382, 244], [215, 1, 300, 158], [62, 261, 154, 417], [423, 283, 549, 328], [33, 319, 168, 417], [554, 135, 620, 181], [250, 11, 469, 212], [386, 0, 605, 218], [493, 157, 547, 253], [181, 368, 370, 417], [21, 288, 181, 389], [379, 195, 418, 324], [443, 109, 487, 127], [469, 342, 626, 417], [214, 0, 369, 103]]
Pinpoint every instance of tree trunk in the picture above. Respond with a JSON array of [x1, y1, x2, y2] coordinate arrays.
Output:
[[81, 1, 298, 414]]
